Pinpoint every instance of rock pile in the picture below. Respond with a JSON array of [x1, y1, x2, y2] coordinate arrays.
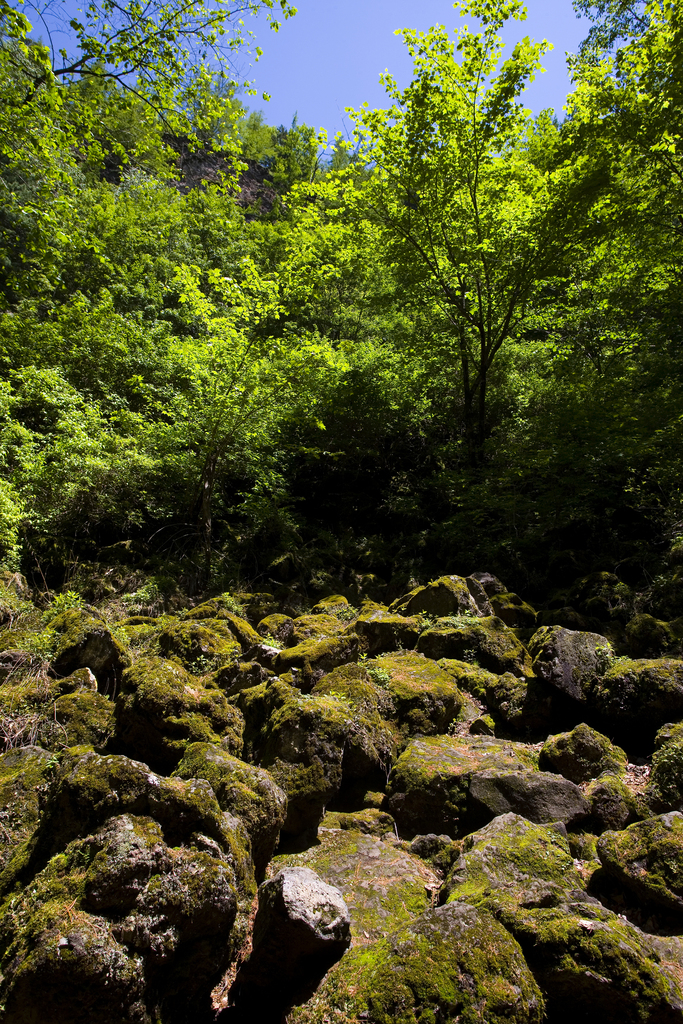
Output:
[[0, 569, 683, 1022]]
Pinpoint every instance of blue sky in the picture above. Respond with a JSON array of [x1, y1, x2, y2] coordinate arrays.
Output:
[[244, 0, 590, 137]]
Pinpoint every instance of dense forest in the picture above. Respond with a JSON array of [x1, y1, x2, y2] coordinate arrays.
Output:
[[0, 0, 681, 607]]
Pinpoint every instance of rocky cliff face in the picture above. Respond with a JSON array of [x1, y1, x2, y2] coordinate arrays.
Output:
[[1, 568, 683, 1022]]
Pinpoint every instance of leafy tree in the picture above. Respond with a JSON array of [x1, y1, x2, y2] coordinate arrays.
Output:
[[346, 0, 606, 457]]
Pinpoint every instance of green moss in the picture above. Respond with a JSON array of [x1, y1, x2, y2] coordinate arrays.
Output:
[[592, 658, 683, 731], [417, 617, 533, 677], [321, 808, 396, 836], [367, 650, 465, 736], [490, 593, 537, 628], [443, 813, 576, 908], [625, 614, 679, 658], [386, 735, 538, 837], [273, 827, 439, 943], [484, 673, 553, 736], [156, 620, 241, 673], [274, 633, 359, 686], [0, 746, 55, 873], [114, 656, 244, 772], [54, 691, 115, 750], [586, 773, 644, 832], [290, 902, 543, 1024], [598, 813, 683, 916], [437, 659, 500, 702], [50, 608, 131, 687], [234, 676, 394, 835], [354, 606, 422, 656], [389, 576, 480, 619], [173, 741, 286, 878], [648, 732, 683, 810], [539, 724, 627, 783]]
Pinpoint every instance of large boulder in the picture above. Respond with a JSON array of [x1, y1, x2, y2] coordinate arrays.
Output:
[[273, 827, 439, 943], [233, 867, 351, 1014], [0, 748, 253, 892], [417, 616, 533, 676], [445, 813, 683, 1024], [647, 722, 683, 811], [365, 650, 465, 736], [528, 626, 611, 703], [50, 608, 131, 694], [156, 620, 241, 673], [0, 813, 248, 1024], [54, 690, 115, 749], [389, 575, 482, 618], [483, 671, 554, 735], [173, 741, 287, 879], [385, 734, 538, 836], [586, 773, 645, 833], [467, 769, 589, 829], [235, 678, 390, 837], [114, 657, 244, 772], [539, 723, 627, 783], [290, 613, 346, 644], [288, 902, 544, 1024], [274, 634, 359, 688], [353, 604, 422, 655], [0, 746, 257, 1024], [591, 658, 683, 738], [490, 592, 538, 628], [597, 813, 683, 920], [0, 746, 54, 873]]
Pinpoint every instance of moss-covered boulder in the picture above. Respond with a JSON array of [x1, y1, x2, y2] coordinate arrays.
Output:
[[437, 658, 501, 701], [184, 602, 262, 648], [2, 748, 254, 895], [273, 827, 439, 943], [289, 902, 543, 1024], [625, 614, 681, 658], [310, 664, 397, 776], [50, 608, 131, 694], [114, 657, 244, 772], [389, 575, 482, 618], [353, 605, 422, 655], [417, 616, 533, 676], [490, 592, 537, 628], [444, 814, 683, 1024], [235, 678, 387, 837], [366, 650, 465, 736], [0, 812, 248, 1024], [173, 741, 287, 878], [290, 613, 346, 644], [54, 691, 115, 750], [309, 594, 350, 615], [484, 672, 554, 735], [274, 634, 359, 688], [528, 626, 612, 703], [539, 723, 627, 783], [568, 571, 635, 623], [385, 734, 538, 836], [320, 808, 396, 837], [0, 746, 54, 872], [646, 722, 683, 811], [442, 813, 578, 907], [598, 813, 683, 920], [256, 613, 294, 645], [586, 773, 645, 833], [156, 620, 241, 673], [591, 658, 683, 737], [211, 658, 272, 698]]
